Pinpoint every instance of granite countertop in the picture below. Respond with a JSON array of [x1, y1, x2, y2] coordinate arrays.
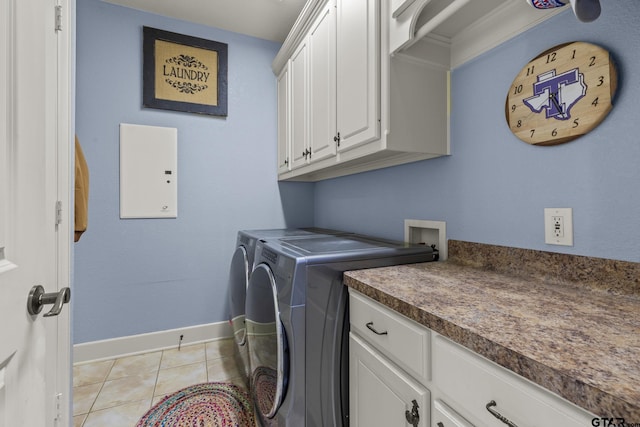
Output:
[[344, 240, 640, 420]]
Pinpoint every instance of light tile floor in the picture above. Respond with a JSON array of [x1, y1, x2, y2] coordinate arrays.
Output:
[[73, 339, 247, 427]]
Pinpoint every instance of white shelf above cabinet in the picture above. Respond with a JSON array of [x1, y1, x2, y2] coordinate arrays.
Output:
[[390, 0, 566, 68], [391, 0, 417, 18], [389, 0, 471, 55], [274, 0, 566, 82]]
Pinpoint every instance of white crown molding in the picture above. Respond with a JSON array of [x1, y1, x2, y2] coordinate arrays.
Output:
[[274, 0, 568, 74], [272, 0, 327, 73]]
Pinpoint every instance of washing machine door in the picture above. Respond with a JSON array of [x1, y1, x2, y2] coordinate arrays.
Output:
[[246, 263, 288, 420], [228, 246, 249, 346]]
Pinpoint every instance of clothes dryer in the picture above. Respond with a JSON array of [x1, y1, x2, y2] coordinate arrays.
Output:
[[245, 234, 438, 427], [227, 228, 347, 379]]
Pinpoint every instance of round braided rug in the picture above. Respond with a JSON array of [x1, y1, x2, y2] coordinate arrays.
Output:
[[136, 382, 255, 427]]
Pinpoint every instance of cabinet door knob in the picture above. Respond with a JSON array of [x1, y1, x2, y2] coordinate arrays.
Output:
[[405, 399, 420, 427], [333, 132, 341, 146], [486, 400, 519, 427]]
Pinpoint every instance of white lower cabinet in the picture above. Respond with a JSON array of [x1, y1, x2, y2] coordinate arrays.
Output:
[[350, 333, 430, 427], [348, 290, 596, 427], [432, 399, 474, 427], [349, 290, 430, 383], [432, 335, 594, 427]]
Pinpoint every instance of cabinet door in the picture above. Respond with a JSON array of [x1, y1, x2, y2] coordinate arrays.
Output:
[[350, 333, 430, 427], [290, 39, 309, 170], [277, 65, 290, 174], [336, 0, 380, 151], [308, 0, 337, 162]]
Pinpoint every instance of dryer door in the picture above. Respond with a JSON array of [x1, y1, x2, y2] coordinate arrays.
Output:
[[228, 246, 249, 346], [246, 263, 288, 420]]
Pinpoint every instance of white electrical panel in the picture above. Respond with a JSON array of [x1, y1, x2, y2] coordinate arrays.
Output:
[[120, 123, 177, 219]]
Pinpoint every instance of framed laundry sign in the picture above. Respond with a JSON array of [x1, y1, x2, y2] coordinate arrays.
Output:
[[143, 27, 228, 117]]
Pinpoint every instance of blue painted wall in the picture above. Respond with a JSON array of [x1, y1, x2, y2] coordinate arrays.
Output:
[[76, 1, 640, 344], [74, 0, 314, 343], [315, 1, 640, 263]]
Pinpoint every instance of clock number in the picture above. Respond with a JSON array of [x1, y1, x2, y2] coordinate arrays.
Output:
[[513, 84, 523, 95], [592, 97, 599, 107], [511, 104, 517, 113], [571, 49, 576, 60], [551, 128, 558, 137], [526, 65, 535, 76], [517, 120, 522, 128], [530, 129, 535, 138], [597, 76, 604, 86], [573, 118, 580, 128], [546, 52, 557, 63], [589, 56, 596, 66]]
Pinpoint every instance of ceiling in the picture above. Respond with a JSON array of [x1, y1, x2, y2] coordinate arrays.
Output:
[[102, 0, 308, 43]]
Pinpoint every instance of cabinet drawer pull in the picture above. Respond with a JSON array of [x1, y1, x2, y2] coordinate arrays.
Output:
[[437, 423, 444, 427], [365, 322, 388, 336], [486, 400, 518, 427]]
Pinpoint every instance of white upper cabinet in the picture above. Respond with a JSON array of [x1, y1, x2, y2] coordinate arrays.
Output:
[[276, 65, 290, 174], [290, 38, 309, 170], [272, 0, 563, 181], [336, 0, 380, 152], [285, 1, 338, 172], [308, 0, 338, 163]]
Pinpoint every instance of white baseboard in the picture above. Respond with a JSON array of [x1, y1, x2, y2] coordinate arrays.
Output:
[[73, 321, 233, 364]]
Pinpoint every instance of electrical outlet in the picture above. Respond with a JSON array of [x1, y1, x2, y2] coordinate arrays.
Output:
[[544, 208, 573, 246], [552, 216, 564, 237]]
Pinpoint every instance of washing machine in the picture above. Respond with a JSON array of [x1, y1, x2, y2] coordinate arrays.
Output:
[[245, 234, 438, 426], [227, 228, 348, 379]]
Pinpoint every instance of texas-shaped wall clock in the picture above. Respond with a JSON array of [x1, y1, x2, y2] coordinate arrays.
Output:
[[505, 41, 617, 145]]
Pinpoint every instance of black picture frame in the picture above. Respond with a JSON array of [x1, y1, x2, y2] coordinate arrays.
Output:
[[143, 26, 228, 117]]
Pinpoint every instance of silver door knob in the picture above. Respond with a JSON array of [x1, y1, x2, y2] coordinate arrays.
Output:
[[27, 285, 71, 317]]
